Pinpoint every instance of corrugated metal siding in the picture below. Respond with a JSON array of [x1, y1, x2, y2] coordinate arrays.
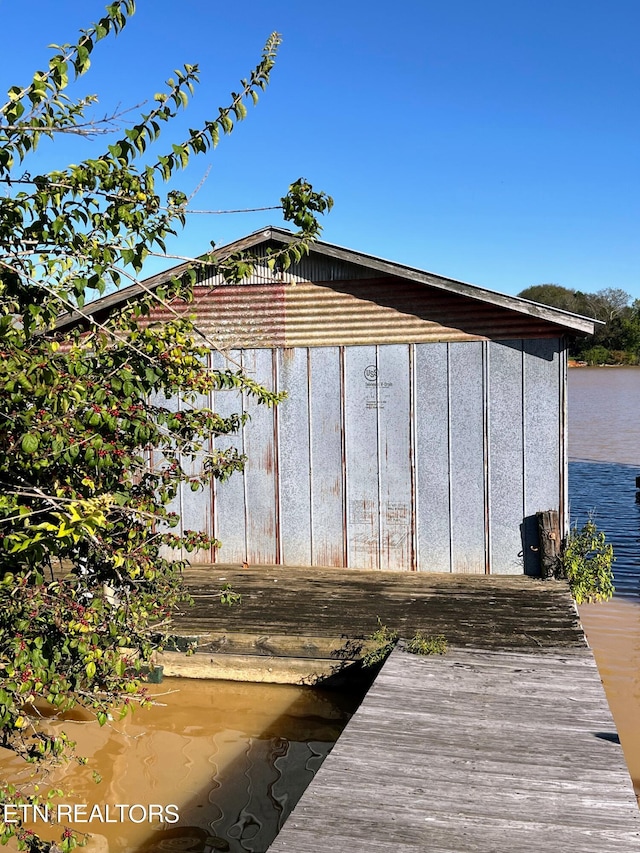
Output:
[[197, 244, 378, 287], [146, 274, 571, 350], [168, 338, 566, 574]]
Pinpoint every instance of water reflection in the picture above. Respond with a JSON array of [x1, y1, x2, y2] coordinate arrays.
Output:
[[570, 458, 640, 796], [1, 680, 362, 853], [569, 366, 640, 800], [569, 460, 640, 599]]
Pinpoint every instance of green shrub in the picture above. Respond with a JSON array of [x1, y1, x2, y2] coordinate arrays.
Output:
[[406, 632, 448, 655], [562, 520, 615, 604], [581, 345, 612, 365], [361, 619, 399, 667]]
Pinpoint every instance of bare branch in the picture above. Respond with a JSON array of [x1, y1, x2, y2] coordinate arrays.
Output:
[[1, 103, 146, 138]]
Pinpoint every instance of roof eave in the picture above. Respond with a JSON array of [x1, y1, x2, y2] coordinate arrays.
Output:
[[56, 226, 599, 336], [259, 228, 598, 336]]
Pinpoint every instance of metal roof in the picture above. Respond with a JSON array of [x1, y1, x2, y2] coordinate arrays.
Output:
[[56, 226, 598, 336]]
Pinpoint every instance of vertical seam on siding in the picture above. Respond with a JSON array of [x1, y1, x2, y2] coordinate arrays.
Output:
[[446, 343, 453, 574], [409, 343, 417, 571], [273, 349, 282, 565], [483, 341, 491, 574], [376, 345, 382, 570], [340, 346, 348, 567], [307, 347, 314, 565]]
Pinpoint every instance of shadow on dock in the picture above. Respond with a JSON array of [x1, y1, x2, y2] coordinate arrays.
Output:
[[159, 565, 586, 683]]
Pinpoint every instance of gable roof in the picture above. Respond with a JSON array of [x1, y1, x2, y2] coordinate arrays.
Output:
[[57, 226, 598, 338]]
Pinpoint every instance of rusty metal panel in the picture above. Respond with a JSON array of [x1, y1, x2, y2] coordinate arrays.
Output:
[[414, 343, 451, 572], [211, 349, 247, 563], [242, 349, 278, 564], [276, 348, 312, 565], [376, 345, 413, 570], [522, 339, 561, 575], [344, 346, 380, 569], [449, 342, 486, 573], [147, 276, 570, 351], [181, 285, 286, 350], [488, 341, 525, 574], [309, 347, 345, 567]]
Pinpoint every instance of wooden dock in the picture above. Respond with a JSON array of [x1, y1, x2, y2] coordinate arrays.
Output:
[[267, 646, 640, 852], [157, 565, 586, 681], [155, 566, 640, 851]]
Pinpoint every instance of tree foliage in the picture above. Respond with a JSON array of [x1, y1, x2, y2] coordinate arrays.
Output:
[[0, 3, 332, 849], [518, 283, 640, 364], [561, 520, 615, 604]]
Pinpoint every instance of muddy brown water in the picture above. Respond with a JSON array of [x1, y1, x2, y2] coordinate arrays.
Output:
[[569, 366, 640, 800], [2, 680, 363, 853]]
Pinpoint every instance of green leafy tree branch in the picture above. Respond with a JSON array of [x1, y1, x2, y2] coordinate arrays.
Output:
[[0, 3, 332, 850]]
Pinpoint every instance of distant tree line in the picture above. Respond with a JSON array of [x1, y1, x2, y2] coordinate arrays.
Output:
[[517, 284, 640, 365]]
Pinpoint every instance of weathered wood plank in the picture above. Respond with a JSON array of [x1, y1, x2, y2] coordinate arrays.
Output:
[[164, 631, 375, 660], [171, 565, 585, 653], [268, 648, 640, 852]]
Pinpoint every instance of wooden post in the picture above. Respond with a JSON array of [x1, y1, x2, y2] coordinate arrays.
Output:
[[537, 510, 561, 580]]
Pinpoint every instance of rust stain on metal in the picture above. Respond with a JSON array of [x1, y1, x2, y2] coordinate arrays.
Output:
[[315, 544, 344, 568], [328, 478, 341, 498], [262, 442, 274, 475], [144, 277, 566, 351]]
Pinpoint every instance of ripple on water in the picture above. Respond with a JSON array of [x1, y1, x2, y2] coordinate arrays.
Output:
[[570, 464, 640, 798], [569, 459, 640, 600]]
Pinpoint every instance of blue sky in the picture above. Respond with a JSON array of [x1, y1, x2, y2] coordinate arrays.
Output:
[[2, 0, 639, 300]]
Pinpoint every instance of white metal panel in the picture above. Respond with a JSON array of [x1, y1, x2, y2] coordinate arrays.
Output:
[[243, 349, 278, 564], [377, 345, 413, 570], [488, 340, 525, 574], [177, 374, 213, 565], [211, 349, 247, 563], [344, 346, 380, 569], [414, 343, 451, 572], [449, 342, 486, 573], [277, 348, 312, 565], [151, 389, 183, 561], [309, 347, 345, 567], [523, 339, 561, 575]]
